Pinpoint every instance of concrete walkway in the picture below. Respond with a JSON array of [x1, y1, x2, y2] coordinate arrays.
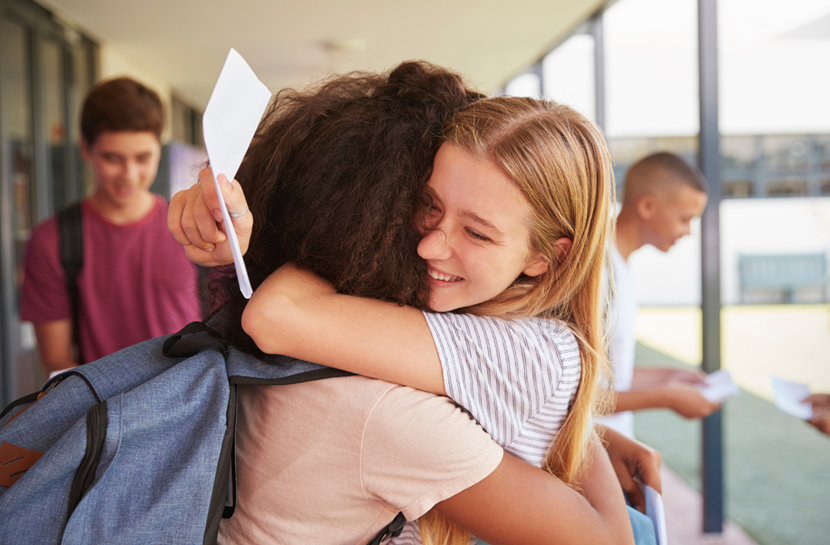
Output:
[[661, 466, 757, 545]]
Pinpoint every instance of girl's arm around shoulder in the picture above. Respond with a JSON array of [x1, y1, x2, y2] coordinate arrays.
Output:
[[242, 263, 446, 395]]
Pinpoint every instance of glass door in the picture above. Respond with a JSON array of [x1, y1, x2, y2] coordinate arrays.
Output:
[[0, 15, 36, 404], [0, 0, 97, 407]]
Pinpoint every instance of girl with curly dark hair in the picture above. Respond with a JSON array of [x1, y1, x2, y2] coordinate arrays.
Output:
[[171, 61, 645, 545]]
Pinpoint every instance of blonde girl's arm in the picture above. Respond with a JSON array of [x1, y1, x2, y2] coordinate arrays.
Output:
[[245, 263, 572, 442], [436, 432, 635, 545], [243, 263, 447, 395]]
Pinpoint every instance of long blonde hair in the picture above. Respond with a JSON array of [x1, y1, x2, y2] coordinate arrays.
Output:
[[420, 96, 615, 545]]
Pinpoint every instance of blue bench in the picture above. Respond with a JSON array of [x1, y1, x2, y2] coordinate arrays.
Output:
[[739, 253, 827, 303]]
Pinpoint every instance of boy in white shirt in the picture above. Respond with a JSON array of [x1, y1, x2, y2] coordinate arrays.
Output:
[[602, 152, 719, 438]]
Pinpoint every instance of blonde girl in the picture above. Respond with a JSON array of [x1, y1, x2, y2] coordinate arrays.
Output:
[[240, 96, 614, 545]]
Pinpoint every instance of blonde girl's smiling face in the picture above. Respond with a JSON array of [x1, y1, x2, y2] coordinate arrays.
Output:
[[418, 142, 548, 312]]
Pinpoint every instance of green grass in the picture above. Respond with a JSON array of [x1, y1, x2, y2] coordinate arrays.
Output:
[[633, 342, 830, 545]]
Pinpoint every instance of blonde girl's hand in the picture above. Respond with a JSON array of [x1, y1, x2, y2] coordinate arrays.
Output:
[[168, 167, 253, 267], [602, 427, 662, 513]]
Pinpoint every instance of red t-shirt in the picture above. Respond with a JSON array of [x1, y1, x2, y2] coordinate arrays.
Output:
[[21, 196, 202, 363]]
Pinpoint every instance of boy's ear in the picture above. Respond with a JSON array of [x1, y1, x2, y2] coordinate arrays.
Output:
[[636, 194, 657, 220]]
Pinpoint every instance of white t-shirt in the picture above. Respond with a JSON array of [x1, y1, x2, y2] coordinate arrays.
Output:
[[597, 243, 639, 438], [391, 312, 582, 545]]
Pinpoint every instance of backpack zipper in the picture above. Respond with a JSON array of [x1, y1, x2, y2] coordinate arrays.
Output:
[[67, 401, 107, 518]]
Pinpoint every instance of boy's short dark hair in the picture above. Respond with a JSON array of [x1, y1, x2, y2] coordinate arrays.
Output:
[[81, 77, 164, 145], [622, 151, 708, 205], [628, 152, 708, 193]]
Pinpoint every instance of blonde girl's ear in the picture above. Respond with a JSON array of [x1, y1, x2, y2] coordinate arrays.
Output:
[[523, 237, 571, 277], [553, 237, 572, 263], [523, 252, 549, 277]]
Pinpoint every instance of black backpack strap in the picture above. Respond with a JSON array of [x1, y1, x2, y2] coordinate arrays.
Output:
[[366, 512, 407, 544], [162, 321, 228, 358], [58, 202, 84, 364], [166, 319, 406, 544]]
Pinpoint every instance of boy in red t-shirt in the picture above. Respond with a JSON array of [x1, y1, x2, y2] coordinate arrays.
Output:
[[21, 78, 201, 373]]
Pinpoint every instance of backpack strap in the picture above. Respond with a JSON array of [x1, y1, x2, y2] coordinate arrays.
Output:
[[57, 202, 84, 364], [162, 321, 228, 358], [366, 512, 407, 544], [162, 321, 408, 544]]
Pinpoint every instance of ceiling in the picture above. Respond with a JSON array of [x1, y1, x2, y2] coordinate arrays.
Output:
[[36, 0, 604, 109]]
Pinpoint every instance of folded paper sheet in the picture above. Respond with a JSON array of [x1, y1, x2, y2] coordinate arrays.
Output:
[[772, 376, 813, 420], [641, 483, 667, 545], [698, 369, 740, 403], [202, 48, 272, 298]]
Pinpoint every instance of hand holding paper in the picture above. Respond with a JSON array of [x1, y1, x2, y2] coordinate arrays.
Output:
[[805, 397, 830, 436], [202, 48, 272, 298], [697, 369, 740, 403], [772, 377, 813, 420]]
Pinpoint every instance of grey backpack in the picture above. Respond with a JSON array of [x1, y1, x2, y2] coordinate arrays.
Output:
[[0, 322, 406, 544]]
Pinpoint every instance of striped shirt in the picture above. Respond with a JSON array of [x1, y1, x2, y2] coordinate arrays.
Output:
[[391, 312, 583, 545]]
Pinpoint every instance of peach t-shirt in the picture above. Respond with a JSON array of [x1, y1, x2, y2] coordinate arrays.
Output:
[[218, 376, 503, 545]]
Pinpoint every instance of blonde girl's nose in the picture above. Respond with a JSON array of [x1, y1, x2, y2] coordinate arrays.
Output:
[[418, 227, 452, 260]]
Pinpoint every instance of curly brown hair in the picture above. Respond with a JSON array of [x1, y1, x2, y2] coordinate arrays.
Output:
[[209, 61, 482, 351]]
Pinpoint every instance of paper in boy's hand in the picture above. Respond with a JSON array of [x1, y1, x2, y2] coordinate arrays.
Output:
[[202, 48, 272, 299], [772, 376, 813, 420], [697, 369, 740, 403]]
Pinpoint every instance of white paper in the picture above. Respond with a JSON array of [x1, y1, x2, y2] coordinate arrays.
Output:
[[202, 48, 272, 299], [772, 376, 813, 420], [697, 369, 740, 403], [641, 483, 667, 545]]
